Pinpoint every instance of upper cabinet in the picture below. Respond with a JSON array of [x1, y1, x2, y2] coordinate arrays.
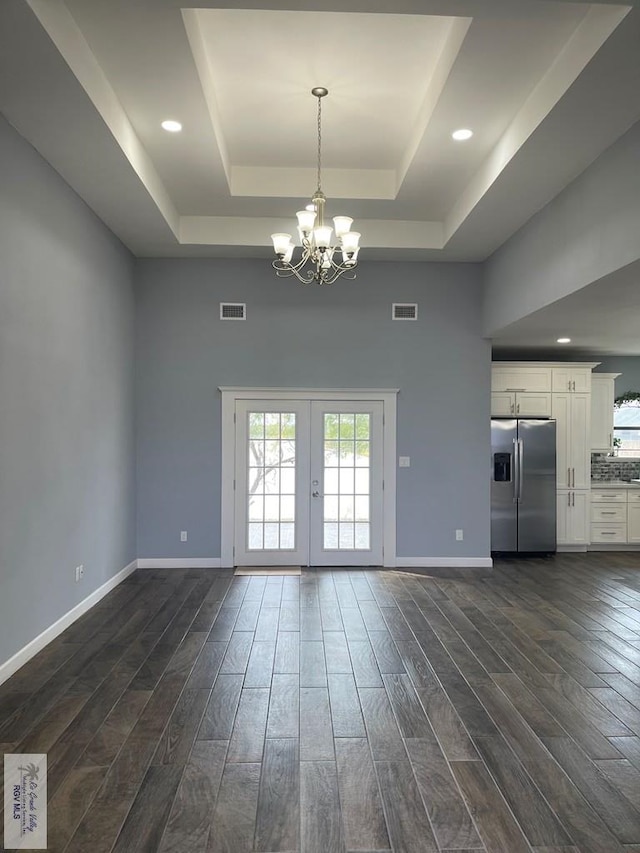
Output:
[[590, 373, 620, 451], [491, 366, 551, 393], [551, 366, 593, 394], [491, 391, 552, 418]]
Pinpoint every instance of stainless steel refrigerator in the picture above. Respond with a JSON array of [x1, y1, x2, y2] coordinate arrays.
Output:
[[491, 419, 556, 553]]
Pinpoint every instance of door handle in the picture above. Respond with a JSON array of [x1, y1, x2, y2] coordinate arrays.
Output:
[[567, 468, 571, 487], [312, 490, 323, 498], [572, 492, 575, 507], [567, 492, 571, 507], [517, 438, 524, 502]]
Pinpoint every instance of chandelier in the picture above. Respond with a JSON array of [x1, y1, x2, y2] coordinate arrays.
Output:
[[271, 87, 361, 285]]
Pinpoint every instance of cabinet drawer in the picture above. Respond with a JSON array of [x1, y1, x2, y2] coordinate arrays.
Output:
[[590, 490, 627, 503], [628, 491, 640, 502], [591, 504, 627, 523], [591, 523, 627, 543]]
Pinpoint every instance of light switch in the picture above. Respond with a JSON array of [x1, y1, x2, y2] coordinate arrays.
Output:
[[399, 457, 410, 468]]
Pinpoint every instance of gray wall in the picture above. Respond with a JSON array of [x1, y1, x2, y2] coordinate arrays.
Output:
[[0, 114, 136, 668], [136, 259, 491, 560], [483, 119, 640, 336], [594, 358, 640, 397]]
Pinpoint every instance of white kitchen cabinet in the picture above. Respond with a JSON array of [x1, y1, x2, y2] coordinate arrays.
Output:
[[552, 367, 592, 394], [491, 392, 552, 417], [589, 488, 640, 546], [628, 493, 640, 542], [491, 366, 552, 393], [590, 373, 620, 451], [557, 490, 589, 545], [552, 393, 591, 490]]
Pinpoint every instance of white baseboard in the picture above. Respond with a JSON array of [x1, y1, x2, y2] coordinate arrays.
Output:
[[0, 559, 138, 688], [136, 558, 222, 569], [396, 557, 493, 569]]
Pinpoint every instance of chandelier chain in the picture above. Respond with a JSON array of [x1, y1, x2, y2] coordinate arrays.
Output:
[[316, 94, 322, 193]]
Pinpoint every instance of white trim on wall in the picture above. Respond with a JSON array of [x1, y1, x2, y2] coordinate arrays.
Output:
[[219, 387, 399, 569], [0, 559, 138, 687], [396, 557, 493, 568], [137, 558, 222, 569]]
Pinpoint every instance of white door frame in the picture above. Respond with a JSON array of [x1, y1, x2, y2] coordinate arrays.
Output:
[[220, 387, 398, 568]]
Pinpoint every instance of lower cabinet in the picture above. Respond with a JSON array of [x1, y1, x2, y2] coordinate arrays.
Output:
[[557, 490, 589, 545], [590, 488, 640, 545]]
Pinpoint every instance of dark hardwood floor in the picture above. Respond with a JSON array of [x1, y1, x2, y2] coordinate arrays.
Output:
[[3, 554, 640, 851]]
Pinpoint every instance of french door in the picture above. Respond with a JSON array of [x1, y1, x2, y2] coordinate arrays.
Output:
[[233, 399, 384, 566]]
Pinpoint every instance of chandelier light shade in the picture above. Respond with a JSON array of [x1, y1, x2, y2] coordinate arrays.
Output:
[[271, 87, 361, 285]]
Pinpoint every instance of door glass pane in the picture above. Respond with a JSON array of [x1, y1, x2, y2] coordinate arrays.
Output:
[[247, 412, 296, 550], [323, 413, 371, 550]]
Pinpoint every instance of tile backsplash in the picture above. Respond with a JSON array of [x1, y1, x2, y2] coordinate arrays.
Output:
[[591, 453, 640, 481]]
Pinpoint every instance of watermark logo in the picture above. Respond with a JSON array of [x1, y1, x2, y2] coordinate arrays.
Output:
[[4, 753, 47, 849]]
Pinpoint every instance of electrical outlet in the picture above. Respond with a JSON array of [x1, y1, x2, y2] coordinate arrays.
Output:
[[75, 564, 84, 582], [455, 529, 463, 541], [180, 531, 188, 542]]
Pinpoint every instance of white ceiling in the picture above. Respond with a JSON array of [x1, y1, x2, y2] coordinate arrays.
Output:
[[2, 0, 640, 352]]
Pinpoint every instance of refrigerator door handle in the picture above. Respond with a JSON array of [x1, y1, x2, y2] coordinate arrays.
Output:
[[517, 438, 524, 503], [513, 438, 519, 503]]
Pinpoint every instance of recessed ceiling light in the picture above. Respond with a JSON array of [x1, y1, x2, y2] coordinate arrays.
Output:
[[557, 337, 571, 344], [452, 128, 473, 141], [161, 120, 182, 133]]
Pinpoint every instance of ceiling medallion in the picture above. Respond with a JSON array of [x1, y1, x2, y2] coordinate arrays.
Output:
[[271, 87, 361, 285]]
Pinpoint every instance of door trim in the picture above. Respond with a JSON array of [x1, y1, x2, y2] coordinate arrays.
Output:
[[220, 387, 398, 568]]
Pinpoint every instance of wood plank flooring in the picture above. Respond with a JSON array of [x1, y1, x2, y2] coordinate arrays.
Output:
[[3, 554, 640, 850]]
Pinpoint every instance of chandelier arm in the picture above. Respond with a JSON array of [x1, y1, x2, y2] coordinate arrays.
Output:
[[319, 264, 358, 285], [271, 260, 316, 284]]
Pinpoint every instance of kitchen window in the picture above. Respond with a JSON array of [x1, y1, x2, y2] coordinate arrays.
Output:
[[614, 403, 640, 457]]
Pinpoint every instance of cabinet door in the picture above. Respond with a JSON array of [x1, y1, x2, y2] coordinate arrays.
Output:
[[590, 376, 614, 450], [491, 392, 515, 417], [571, 369, 592, 394], [628, 501, 640, 543], [515, 393, 552, 417], [552, 394, 570, 488], [569, 395, 591, 490], [557, 490, 590, 546], [552, 368, 591, 393], [558, 489, 591, 545], [552, 368, 574, 394], [557, 491, 570, 543], [492, 367, 551, 393], [570, 491, 590, 545]]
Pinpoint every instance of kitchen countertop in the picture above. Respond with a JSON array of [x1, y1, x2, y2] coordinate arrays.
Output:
[[591, 480, 640, 489]]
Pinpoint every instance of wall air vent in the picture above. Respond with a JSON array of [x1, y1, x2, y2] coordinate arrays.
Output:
[[220, 303, 246, 320], [392, 303, 418, 320]]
